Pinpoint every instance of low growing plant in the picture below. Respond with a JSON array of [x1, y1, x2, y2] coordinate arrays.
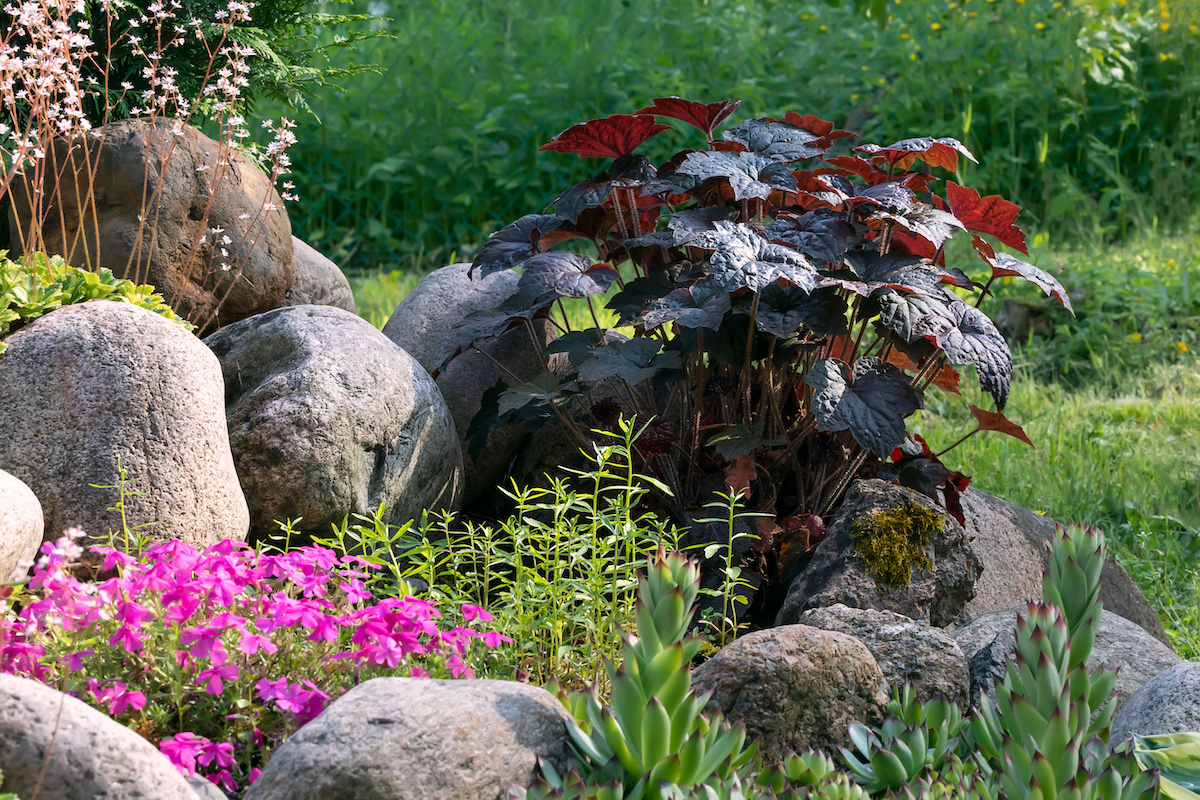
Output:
[[512, 524, 1165, 799], [450, 99, 1073, 617], [0, 251, 193, 355], [0, 530, 511, 793]]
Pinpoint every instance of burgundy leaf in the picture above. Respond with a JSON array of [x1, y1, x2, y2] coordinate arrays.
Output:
[[843, 251, 944, 294], [764, 210, 854, 267], [987, 252, 1074, 315], [945, 182, 1028, 254], [551, 177, 613, 225], [747, 283, 850, 338], [915, 300, 1013, 409], [634, 97, 741, 138], [850, 181, 917, 212], [792, 171, 853, 207], [885, 349, 962, 394], [823, 155, 889, 184], [540, 114, 672, 159], [781, 111, 856, 147], [886, 203, 964, 251], [471, 214, 565, 278], [855, 136, 978, 171], [675, 150, 798, 201], [969, 403, 1034, 446], [721, 118, 825, 161], [876, 288, 957, 343], [639, 279, 731, 331]]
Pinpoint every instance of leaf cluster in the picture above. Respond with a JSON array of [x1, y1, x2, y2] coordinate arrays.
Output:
[[451, 100, 1070, 609], [0, 251, 194, 356]]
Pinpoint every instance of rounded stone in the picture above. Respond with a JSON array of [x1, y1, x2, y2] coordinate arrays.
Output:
[[277, 237, 355, 313], [205, 305, 462, 541], [0, 301, 249, 555], [9, 118, 293, 333], [242, 678, 573, 800], [691, 624, 890, 760], [0, 469, 42, 581], [1111, 662, 1200, 745], [0, 673, 201, 800], [382, 263, 552, 505]]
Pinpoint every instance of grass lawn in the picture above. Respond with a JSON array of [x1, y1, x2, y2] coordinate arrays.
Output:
[[350, 227, 1200, 657]]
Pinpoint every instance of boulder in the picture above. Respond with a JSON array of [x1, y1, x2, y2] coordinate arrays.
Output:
[[957, 488, 1167, 644], [1111, 663, 1200, 745], [953, 605, 1182, 712], [0, 301, 249, 554], [0, 673, 201, 800], [691, 625, 890, 760], [242, 677, 573, 800], [188, 777, 228, 800], [9, 118, 293, 333], [278, 237, 355, 313], [205, 305, 462, 542], [382, 264, 552, 506], [799, 604, 970, 708], [775, 480, 983, 628], [0, 469, 42, 581]]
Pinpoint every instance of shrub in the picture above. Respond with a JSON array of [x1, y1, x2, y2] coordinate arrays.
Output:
[[0, 251, 193, 355], [450, 101, 1070, 620], [0, 530, 511, 793]]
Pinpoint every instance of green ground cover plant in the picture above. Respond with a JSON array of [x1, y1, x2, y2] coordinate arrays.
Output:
[[278, 0, 1199, 271]]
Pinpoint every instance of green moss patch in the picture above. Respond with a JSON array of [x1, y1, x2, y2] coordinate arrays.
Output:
[[850, 500, 943, 588]]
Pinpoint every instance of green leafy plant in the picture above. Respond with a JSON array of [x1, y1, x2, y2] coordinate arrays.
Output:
[[0, 768, 17, 800], [313, 417, 682, 688], [1128, 732, 1200, 800], [451, 101, 1070, 619], [0, 251, 193, 355]]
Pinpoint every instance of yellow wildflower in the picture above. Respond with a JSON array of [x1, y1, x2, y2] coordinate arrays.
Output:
[[1131, 332, 1143, 343], [910, 52, 918, 60], [1168, 259, 1178, 268], [931, 22, 942, 29], [1161, 22, 1170, 31], [1178, 341, 1189, 354], [1036, 21, 1046, 29]]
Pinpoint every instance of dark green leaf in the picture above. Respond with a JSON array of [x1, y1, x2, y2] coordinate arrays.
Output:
[[805, 357, 923, 457], [721, 118, 824, 161], [470, 214, 565, 277], [706, 422, 787, 461], [639, 279, 731, 330], [875, 288, 956, 342], [675, 151, 798, 201], [764, 210, 855, 267], [577, 338, 683, 384], [545, 329, 613, 366], [741, 283, 850, 338], [497, 372, 579, 416], [916, 300, 1013, 408], [606, 272, 676, 326], [515, 252, 618, 305], [693, 221, 821, 292]]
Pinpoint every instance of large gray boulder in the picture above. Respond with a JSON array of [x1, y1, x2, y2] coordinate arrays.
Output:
[[799, 604, 970, 708], [0, 301, 249, 555], [1111, 663, 1200, 745], [691, 625, 890, 760], [205, 305, 462, 542], [10, 118, 293, 333], [953, 604, 1182, 712], [775, 480, 983, 628], [382, 264, 552, 505], [957, 488, 1167, 644], [0, 673, 201, 800], [277, 237, 355, 313], [243, 678, 573, 800], [0, 469, 42, 580]]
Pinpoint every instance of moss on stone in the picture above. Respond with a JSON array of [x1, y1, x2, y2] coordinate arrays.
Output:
[[850, 500, 943, 588]]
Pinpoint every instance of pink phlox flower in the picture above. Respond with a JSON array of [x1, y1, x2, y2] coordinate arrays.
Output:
[[409, 665, 428, 678], [255, 676, 289, 704], [248, 767, 262, 785], [161, 732, 205, 777], [461, 603, 493, 623], [445, 652, 473, 679], [89, 679, 146, 716], [292, 680, 330, 726], [198, 738, 235, 770], [306, 613, 339, 643], [206, 611, 247, 631], [116, 600, 153, 627], [481, 631, 513, 648], [92, 546, 137, 573], [197, 659, 239, 695], [65, 649, 94, 670], [207, 770, 238, 793], [161, 587, 202, 626], [205, 539, 247, 557], [108, 623, 144, 653], [366, 636, 404, 668], [338, 576, 371, 604], [179, 624, 222, 659], [237, 632, 277, 656]]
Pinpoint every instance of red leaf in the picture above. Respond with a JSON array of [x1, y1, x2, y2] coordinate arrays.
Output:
[[725, 454, 757, 499], [946, 182, 1028, 255], [540, 114, 672, 159], [824, 155, 887, 184], [856, 137, 978, 172], [969, 403, 1034, 446], [634, 97, 740, 138], [970, 233, 996, 262], [782, 111, 856, 146], [884, 349, 962, 394]]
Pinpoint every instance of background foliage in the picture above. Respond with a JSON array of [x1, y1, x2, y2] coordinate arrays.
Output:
[[273, 0, 1199, 272]]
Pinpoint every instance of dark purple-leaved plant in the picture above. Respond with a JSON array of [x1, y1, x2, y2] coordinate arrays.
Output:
[[447, 98, 1072, 616]]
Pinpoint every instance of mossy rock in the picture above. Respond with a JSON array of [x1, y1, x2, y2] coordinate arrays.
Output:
[[850, 501, 943, 589]]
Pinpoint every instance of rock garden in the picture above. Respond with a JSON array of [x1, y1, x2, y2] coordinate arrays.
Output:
[[1, 2, 1199, 800]]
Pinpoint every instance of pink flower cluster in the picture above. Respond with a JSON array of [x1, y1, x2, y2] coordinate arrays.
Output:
[[0, 531, 512, 793]]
